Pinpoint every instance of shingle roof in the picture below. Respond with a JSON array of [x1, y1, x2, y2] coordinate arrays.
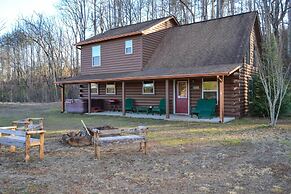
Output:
[[76, 16, 176, 46], [145, 11, 257, 70], [56, 12, 259, 84]]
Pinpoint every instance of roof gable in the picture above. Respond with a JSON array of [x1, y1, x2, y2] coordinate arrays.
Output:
[[76, 16, 178, 46]]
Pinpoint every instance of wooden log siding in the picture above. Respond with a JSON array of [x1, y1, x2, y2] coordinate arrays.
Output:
[[189, 78, 202, 111], [188, 76, 241, 118], [238, 63, 254, 116], [224, 73, 241, 117], [250, 27, 255, 66], [80, 80, 173, 113], [236, 27, 256, 117], [79, 77, 246, 117], [78, 75, 253, 117], [80, 35, 143, 75]]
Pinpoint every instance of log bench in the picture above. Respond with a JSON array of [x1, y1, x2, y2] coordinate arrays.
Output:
[[12, 117, 44, 131], [92, 126, 148, 159], [10, 117, 44, 153], [0, 126, 45, 162]]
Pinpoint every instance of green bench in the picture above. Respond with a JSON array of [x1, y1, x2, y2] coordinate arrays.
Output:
[[191, 99, 216, 119], [136, 106, 151, 114], [152, 99, 166, 115], [125, 98, 135, 112]]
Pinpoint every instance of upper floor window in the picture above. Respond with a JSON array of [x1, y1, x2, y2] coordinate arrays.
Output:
[[142, 81, 154, 94], [125, 40, 133, 54], [91, 83, 98, 94], [92, 45, 101, 66], [106, 83, 116, 95], [202, 80, 218, 102]]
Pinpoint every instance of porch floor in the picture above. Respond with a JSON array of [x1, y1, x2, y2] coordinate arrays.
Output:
[[86, 111, 235, 123]]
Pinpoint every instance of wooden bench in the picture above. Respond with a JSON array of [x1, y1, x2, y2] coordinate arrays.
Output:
[[91, 126, 148, 159], [12, 117, 44, 131], [9, 118, 44, 153], [0, 126, 45, 162]]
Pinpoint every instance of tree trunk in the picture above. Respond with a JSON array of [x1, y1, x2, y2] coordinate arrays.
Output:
[[211, 0, 215, 19]]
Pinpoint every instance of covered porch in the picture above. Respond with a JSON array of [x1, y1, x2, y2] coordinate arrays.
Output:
[[57, 74, 229, 123]]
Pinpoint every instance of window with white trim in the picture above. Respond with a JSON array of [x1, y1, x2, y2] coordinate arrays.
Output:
[[106, 83, 116, 95], [92, 45, 101, 66], [91, 83, 98, 94], [142, 81, 154, 94], [125, 40, 133, 54], [202, 80, 218, 101]]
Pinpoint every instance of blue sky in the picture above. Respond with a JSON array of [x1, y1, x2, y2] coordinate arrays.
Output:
[[0, 0, 58, 33]]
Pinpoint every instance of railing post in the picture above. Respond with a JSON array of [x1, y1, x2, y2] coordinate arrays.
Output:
[[218, 76, 225, 123], [88, 83, 91, 113], [165, 79, 170, 119], [61, 84, 65, 113], [122, 81, 126, 116]]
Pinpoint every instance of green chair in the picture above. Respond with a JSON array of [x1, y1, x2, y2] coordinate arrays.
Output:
[[191, 99, 216, 119], [125, 98, 135, 112], [152, 99, 166, 115]]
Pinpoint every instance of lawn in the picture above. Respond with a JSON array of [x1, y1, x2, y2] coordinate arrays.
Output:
[[0, 102, 290, 193]]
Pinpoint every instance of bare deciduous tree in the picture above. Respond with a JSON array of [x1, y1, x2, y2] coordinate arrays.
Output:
[[258, 35, 291, 127]]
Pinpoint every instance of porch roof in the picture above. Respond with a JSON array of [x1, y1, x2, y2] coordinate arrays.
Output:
[[56, 63, 241, 84]]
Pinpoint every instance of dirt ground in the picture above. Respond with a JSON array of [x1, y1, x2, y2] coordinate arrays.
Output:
[[0, 103, 290, 193]]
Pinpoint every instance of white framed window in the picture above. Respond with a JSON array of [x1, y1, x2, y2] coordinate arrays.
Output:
[[125, 40, 133, 54], [142, 81, 155, 94], [106, 83, 116, 95], [92, 45, 101, 66], [202, 79, 218, 102], [91, 83, 98, 94]]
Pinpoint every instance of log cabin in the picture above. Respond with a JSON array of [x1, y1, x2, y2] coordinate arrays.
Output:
[[56, 11, 262, 123]]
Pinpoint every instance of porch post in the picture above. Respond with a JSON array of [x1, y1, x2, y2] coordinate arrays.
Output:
[[88, 83, 91, 113], [122, 81, 126, 115], [61, 84, 65, 113], [165, 79, 170, 119], [218, 76, 225, 123]]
